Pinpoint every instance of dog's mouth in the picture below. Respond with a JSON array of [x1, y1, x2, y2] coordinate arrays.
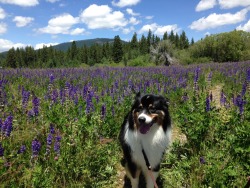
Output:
[[139, 121, 155, 134]]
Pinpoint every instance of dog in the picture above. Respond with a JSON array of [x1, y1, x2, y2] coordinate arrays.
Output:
[[119, 92, 172, 188]]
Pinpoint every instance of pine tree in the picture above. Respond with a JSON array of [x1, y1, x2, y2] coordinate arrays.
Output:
[[191, 38, 195, 45], [163, 32, 168, 40], [6, 48, 16, 68], [179, 31, 189, 49], [70, 41, 78, 60], [80, 45, 88, 65], [147, 29, 152, 53], [112, 35, 123, 63], [169, 30, 175, 43], [175, 33, 180, 48], [139, 34, 148, 55], [130, 32, 138, 49]]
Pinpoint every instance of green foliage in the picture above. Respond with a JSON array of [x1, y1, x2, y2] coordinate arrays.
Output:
[[127, 55, 152, 66], [190, 30, 250, 62]]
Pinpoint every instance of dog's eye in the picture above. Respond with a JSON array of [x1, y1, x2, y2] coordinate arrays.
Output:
[[149, 108, 157, 113], [135, 106, 143, 112]]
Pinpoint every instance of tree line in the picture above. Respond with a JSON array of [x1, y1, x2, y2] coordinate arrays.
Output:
[[1, 29, 250, 68], [0, 30, 191, 68]]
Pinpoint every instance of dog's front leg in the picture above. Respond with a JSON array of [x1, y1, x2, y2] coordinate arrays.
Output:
[[125, 162, 141, 188], [145, 170, 159, 188]]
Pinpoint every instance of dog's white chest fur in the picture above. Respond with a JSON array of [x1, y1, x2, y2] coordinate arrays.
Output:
[[124, 122, 171, 170]]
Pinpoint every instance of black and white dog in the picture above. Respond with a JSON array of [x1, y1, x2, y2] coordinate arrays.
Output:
[[119, 92, 172, 188]]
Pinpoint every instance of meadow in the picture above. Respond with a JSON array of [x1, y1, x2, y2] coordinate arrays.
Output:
[[0, 61, 249, 187]]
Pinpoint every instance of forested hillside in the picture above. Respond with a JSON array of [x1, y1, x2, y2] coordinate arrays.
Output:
[[1, 30, 250, 68]]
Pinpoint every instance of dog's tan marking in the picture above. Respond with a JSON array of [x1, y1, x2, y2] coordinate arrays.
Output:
[[149, 110, 165, 126], [133, 109, 140, 129]]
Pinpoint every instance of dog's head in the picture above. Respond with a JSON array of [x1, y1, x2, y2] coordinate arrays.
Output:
[[132, 92, 170, 134]]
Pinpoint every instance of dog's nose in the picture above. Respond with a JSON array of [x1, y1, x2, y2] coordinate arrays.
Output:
[[138, 117, 146, 123]]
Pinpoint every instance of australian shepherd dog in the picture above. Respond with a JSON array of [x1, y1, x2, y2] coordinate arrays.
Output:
[[119, 92, 172, 188]]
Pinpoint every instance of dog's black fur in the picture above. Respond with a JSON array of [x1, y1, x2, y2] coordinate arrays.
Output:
[[119, 92, 171, 188]]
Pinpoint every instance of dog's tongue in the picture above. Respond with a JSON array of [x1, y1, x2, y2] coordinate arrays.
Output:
[[139, 123, 152, 134]]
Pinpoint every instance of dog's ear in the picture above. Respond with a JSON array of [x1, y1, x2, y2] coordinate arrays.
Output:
[[135, 91, 141, 100], [131, 92, 141, 110], [161, 96, 170, 106]]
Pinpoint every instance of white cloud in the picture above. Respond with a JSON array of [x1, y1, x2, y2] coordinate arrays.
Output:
[[155, 25, 180, 36], [138, 23, 158, 34], [145, 16, 153, 20], [0, 38, 27, 52], [69, 28, 85, 35], [189, 8, 248, 31], [204, 32, 211, 36], [37, 13, 81, 35], [46, 0, 60, 3], [13, 16, 34, 27], [126, 8, 139, 16], [0, 0, 39, 7], [0, 22, 7, 34], [0, 7, 6, 19], [139, 23, 180, 36], [196, 0, 217, 12], [80, 4, 128, 29], [218, 0, 250, 9], [122, 26, 135, 34], [129, 17, 140, 25], [112, 0, 141, 7], [236, 20, 250, 32], [34, 42, 59, 50]]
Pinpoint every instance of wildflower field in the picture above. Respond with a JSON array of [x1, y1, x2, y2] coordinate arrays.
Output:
[[0, 61, 249, 187]]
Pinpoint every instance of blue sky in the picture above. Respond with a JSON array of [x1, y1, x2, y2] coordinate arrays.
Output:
[[0, 0, 250, 52]]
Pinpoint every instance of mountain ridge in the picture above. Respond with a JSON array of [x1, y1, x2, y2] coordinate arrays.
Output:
[[0, 38, 119, 56]]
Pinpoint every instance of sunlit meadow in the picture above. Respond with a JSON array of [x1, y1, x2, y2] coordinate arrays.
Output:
[[0, 61, 249, 187]]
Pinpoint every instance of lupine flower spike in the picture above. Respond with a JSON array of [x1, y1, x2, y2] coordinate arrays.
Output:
[[32, 139, 41, 159]]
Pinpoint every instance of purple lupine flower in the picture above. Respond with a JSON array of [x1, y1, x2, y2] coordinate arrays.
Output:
[[45, 133, 53, 156], [86, 91, 94, 114], [194, 67, 200, 83], [17, 145, 26, 154], [47, 133, 53, 145], [207, 71, 212, 82], [181, 92, 189, 102], [54, 134, 61, 158], [0, 118, 2, 133], [22, 89, 30, 110], [0, 143, 4, 157], [205, 96, 210, 112], [49, 74, 55, 83], [51, 89, 59, 103], [194, 67, 200, 93], [241, 81, 247, 96], [101, 104, 106, 119], [59, 88, 65, 104], [235, 95, 246, 115], [50, 124, 55, 134], [199, 156, 206, 164], [247, 68, 250, 82], [32, 139, 41, 158], [28, 109, 35, 118], [32, 96, 40, 116], [5, 116, 13, 137], [82, 84, 88, 99]]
